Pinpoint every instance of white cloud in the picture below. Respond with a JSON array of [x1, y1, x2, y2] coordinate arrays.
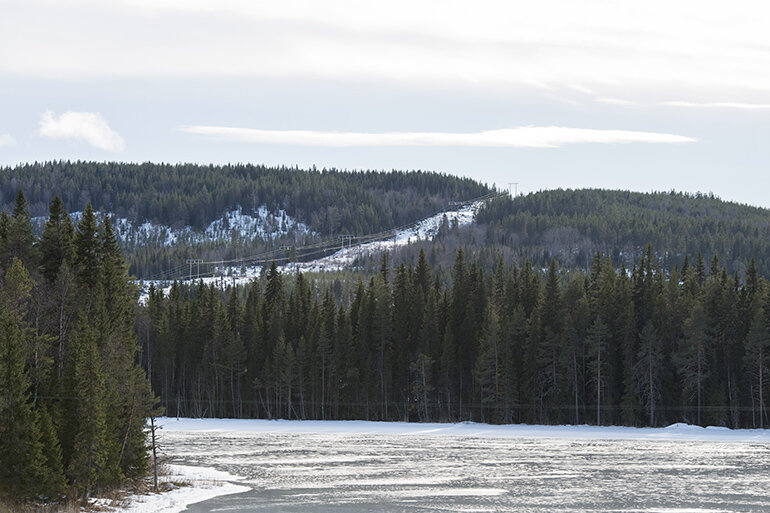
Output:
[[662, 101, 770, 110], [595, 98, 637, 107], [179, 126, 696, 148], [39, 111, 125, 152], [0, 134, 16, 147], [3, 0, 770, 102]]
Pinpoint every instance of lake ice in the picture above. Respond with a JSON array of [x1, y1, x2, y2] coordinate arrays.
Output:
[[146, 419, 770, 513]]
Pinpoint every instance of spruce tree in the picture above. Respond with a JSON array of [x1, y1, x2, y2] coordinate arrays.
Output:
[[474, 303, 500, 422], [40, 196, 74, 284], [37, 405, 67, 497], [0, 211, 8, 265], [74, 202, 101, 297], [0, 305, 52, 501], [677, 303, 713, 425], [635, 321, 663, 426], [588, 317, 610, 425], [745, 308, 769, 428], [6, 189, 36, 270], [66, 312, 109, 500]]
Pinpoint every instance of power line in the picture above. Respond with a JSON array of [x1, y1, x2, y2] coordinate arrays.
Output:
[[143, 191, 505, 286]]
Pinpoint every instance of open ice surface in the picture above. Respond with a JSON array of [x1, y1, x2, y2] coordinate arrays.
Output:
[[130, 418, 770, 512]]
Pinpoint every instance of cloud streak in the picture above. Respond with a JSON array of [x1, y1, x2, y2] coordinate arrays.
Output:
[[179, 126, 696, 148], [39, 111, 125, 152], [0, 134, 16, 147], [662, 101, 770, 111]]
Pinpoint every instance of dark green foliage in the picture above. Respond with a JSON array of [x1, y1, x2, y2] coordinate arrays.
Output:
[[0, 301, 52, 501], [39, 196, 74, 284], [0, 161, 490, 278], [74, 203, 100, 294], [66, 314, 108, 499], [1, 162, 489, 233], [0, 260, 65, 501], [0, 194, 155, 505], [635, 322, 663, 426], [5, 191, 36, 270], [475, 189, 770, 277], [138, 245, 770, 430]]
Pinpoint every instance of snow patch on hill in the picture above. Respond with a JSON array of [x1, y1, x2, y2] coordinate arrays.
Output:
[[292, 199, 481, 273], [138, 200, 483, 301], [31, 206, 312, 248], [204, 206, 308, 242]]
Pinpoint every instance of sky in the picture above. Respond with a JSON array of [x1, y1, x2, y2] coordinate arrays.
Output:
[[2, 1, 770, 206]]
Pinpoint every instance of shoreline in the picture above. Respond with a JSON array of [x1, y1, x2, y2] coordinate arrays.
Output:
[[157, 416, 770, 442], [104, 464, 249, 513]]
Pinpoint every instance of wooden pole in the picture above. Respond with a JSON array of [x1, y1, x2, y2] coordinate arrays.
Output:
[[150, 416, 159, 491]]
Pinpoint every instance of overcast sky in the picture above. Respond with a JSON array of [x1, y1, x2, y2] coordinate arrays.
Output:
[[2, 1, 770, 205]]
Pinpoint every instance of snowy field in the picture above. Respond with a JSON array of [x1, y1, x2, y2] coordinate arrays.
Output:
[[115, 418, 770, 512]]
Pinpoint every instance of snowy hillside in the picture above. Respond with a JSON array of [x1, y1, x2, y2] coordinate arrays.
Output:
[[139, 200, 484, 300], [32, 206, 313, 248], [290, 199, 481, 273]]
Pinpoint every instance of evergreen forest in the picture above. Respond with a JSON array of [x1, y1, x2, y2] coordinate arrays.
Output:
[[141, 246, 770, 431], [475, 189, 770, 275], [0, 161, 488, 232], [0, 161, 490, 278], [0, 191, 155, 505], [7, 176, 770, 505]]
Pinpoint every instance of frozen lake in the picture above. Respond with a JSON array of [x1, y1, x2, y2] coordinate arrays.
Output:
[[156, 419, 770, 512]]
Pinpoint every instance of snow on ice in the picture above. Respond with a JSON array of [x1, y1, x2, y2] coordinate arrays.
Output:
[[156, 417, 770, 442], [100, 464, 248, 513]]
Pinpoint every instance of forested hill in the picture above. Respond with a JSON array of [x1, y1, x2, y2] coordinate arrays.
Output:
[[474, 189, 770, 276], [0, 161, 490, 234]]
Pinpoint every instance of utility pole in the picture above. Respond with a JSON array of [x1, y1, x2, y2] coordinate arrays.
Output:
[[508, 182, 519, 198], [280, 244, 299, 273], [150, 415, 159, 492], [186, 258, 203, 281], [338, 235, 355, 250]]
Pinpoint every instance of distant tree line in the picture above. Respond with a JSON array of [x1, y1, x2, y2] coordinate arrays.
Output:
[[1, 161, 490, 233], [139, 246, 770, 429], [0, 191, 154, 505], [1, 161, 490, 279], [476, 189, 770, 276]]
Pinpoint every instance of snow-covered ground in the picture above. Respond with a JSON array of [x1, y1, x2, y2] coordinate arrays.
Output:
[[98, 464, 248, 513], [157, 417, 770, 442]]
